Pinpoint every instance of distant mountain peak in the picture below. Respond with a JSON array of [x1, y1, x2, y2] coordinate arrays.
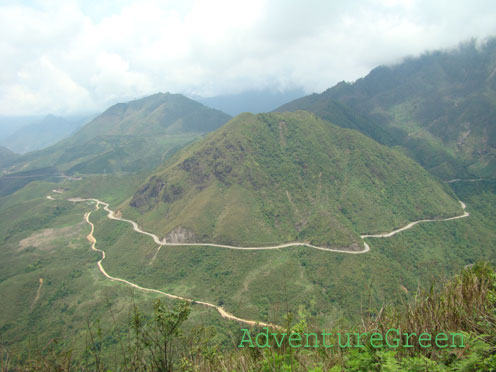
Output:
[[7, 93, 231, 177]]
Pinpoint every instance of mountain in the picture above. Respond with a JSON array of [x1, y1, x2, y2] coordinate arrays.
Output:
[[276, 97, 400, 147], [192, 88, 305, 116], [73, 93, 231, 142], [1, 114, 89, 154], [8, 93, 231, 176], [0, 115, 44, 142], [125, 111, 461, 248], [277, 38, 496, 179]]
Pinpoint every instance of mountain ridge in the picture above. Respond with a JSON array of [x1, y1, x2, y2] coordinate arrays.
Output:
[[277, 38, 496, 179], [5, 93, 231, 177], [71, 92, 231, 143], [123, 110, 461, 248]]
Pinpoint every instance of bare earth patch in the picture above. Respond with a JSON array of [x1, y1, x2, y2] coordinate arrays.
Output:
[[18, 222, 85, 252]]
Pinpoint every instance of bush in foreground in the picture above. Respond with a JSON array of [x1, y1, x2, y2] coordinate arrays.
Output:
[[2, 262, 495, 371]]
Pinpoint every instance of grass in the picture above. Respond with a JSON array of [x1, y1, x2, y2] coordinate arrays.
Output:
[[0, 174, 494, 366], [81, 179, 496, 328], [125, 111, 462, 249], [2, 262, 495, 371], [278, 39, 496, 180], [0, 175, 242, 362]]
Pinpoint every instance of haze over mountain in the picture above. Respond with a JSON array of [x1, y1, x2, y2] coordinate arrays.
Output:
[[277, 38, 496, 179], [0, 116, 44, 142], [126, 111, 461, 248], [0, 114, 90, 154], [0, 93, 230, 197], [192, 89, 305, 116]]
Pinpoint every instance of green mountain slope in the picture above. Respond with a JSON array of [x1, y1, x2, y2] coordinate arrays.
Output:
[[3, 93, 230, 189], [73, 93, 230, 142], [125, 111, 461, 248], [276, 96, 400, 147], [277, 38, 496, 179]]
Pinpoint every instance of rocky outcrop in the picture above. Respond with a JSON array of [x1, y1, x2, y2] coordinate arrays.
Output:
[[165, 226, 196, 243]]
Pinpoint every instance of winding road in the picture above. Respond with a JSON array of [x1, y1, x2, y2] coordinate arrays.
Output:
[[31, 278, 44, 309], [58, 195, 469, 328], [361, 201, 468, 239], [446, 178, 492, 183], [82, 202, 281, 329]]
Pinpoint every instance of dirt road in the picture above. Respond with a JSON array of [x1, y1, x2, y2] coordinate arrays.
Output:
[[61, 195, 469, 328]]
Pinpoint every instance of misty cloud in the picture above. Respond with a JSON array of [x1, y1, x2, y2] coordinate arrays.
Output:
[[1, 0, 495, 115]]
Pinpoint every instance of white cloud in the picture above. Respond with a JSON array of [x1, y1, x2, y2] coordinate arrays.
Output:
[[0, 0, 495, 115]]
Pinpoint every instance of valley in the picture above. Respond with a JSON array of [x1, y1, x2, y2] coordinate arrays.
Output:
[[0, 35, 495, 371], [0, 143, 494, 369], [42, 182, 468, 330]]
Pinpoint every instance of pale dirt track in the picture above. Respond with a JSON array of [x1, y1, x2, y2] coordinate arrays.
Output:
[[55, 195, 469, 328], [446, 178, 492, 183], [31, 278, 43, 309], [361, 201, 468, 238], [83, 204, 281, 329], [69, 197, 469, 254], [70, 197, 370, 253]]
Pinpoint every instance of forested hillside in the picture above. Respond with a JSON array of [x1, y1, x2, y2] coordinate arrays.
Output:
[[278, 38, 496, 179]]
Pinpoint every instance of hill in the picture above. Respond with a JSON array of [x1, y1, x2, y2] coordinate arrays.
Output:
[[73, 93, 230, 142], [125, 111, 461, 248], [3, 93, 230, 186], [277, 38, 496, 179]]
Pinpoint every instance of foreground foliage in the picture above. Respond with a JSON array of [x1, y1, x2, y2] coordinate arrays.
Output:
[[2, 262, 495, 371]]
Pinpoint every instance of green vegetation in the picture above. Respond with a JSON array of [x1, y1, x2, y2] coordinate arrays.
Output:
[[275, 96, 398, 147], [73, 93, 231, 140], [1, 41, 496, 372], [125, 111, 461, 248], [0, 93, 231, 196], [2, 263, 495, 371], [0, 167, 59, 197], [0, 133, 494, 372], [77, 179, 491, 328], [0, 176, 224, 364], [278, 38, 496, 179]]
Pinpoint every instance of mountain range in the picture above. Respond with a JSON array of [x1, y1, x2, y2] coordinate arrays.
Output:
[[0, 115, 90, 154], [278, 38, 496, 179], [0, 146, 17, 168], [4, 93, 231, 177], [0, 38, 495, 364]]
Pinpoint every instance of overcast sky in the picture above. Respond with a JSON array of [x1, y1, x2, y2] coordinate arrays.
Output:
[[1, 0, 495, 116]]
